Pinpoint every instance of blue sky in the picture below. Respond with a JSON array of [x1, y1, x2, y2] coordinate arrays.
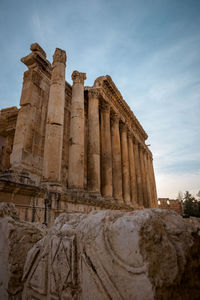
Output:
[[0, 0, 199, 198]]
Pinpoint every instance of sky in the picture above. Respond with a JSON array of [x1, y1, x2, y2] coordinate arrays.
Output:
[[0, 0, 199, 199]]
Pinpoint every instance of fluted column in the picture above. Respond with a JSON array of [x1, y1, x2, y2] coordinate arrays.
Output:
[[144, 151, 152, 208], [68, 70, 86, 189], [100, 101, 112, 197], [43, 48, 66, 183], [148, 155, 158, 207], [10, 44, 51, 176], [111, 113, 123, 201], [128, 132, 137, 204], [139, 145, 148, 207], [133, 138, 143, 206], [88, 89, 100, 193], [146, 154, 153, 207], [120, 123, 131, 204]]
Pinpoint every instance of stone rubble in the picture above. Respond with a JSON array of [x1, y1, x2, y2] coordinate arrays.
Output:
[[0, 202, 47, 300], [0, 202, 200, 299]]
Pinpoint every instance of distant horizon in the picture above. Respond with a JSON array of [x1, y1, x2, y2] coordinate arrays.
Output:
[[0, 0, 199, 199]]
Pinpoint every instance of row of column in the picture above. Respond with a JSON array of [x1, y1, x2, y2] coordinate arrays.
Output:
[[85, 87, 157, 207], [42, 48, 157, 207]]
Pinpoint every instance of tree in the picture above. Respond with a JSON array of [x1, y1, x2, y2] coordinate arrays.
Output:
[[183, 191, 194, 216], [183, 191, 200, 217]]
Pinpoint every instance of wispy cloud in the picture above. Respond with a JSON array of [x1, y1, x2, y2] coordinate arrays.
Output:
[[156, 171, 200, 198], [0, 0, 199, 198]]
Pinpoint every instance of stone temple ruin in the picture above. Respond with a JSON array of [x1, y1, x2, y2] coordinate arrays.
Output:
[[0, 202, 200, 299], [0, 43, 157, 224], [0, 45, 200, 300]]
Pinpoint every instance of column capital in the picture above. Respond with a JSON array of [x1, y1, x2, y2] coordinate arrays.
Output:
[[53, 48, 67, 66], [119, 122, 127, 133], [88, 88, 100, 100], [100, 100, 110, 112], [132, 136, 140, 145], [110, 112, 120, 124], [138, 143, 145, 152], [127, 130, 134, 139], [72, 70, 86, 84]]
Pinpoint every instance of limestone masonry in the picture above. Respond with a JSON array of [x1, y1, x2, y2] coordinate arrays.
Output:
[[0, 43, 157, 223], [0, 203, 200, 299]]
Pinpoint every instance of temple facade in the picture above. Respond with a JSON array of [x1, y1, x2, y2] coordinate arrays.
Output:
[[0, 44, 157, 224]]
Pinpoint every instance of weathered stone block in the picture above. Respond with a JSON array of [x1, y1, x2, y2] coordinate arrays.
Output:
[[0, 202, 47, 300], [21, 209, 200, 300]]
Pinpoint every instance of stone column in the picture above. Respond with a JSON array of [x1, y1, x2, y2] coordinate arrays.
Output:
[[10, 44, 51, 181], [133, 138, 143, 206], [88, 89, 100, 193], [146, 154, 153, 207], [100, 101, 112, 197], [128, 132, 137, 204], [42, 48, 66, 184], [120, 123, 131, 204], [111, 113, 123, 201], [139, 145, 148, 207], [148, 155, 158, 207], [143, 151, 152, 208], [68, 71, 86, 189]]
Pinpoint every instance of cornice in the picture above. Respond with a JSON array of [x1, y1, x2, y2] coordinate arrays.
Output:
[[21, 51, 52, 79], [94, 75, 148, 141]]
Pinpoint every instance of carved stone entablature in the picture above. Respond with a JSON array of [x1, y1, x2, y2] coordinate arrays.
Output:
[[30, 43, 46, 58], [94, 76, 106, 88], [72, 70, 86, 84], [21, 44, 52, 78], [53, 48, 67, 66], [88, 88, 100, 100], [93, 75, 148, 142]]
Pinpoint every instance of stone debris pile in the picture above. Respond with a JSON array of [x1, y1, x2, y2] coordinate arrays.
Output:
[[0, 202, 199, 299]]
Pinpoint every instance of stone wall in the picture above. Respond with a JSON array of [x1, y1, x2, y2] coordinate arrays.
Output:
[[158, 198, 183, 215]]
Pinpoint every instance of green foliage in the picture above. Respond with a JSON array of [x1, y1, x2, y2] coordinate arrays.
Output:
[[183, 191, 200, 217]]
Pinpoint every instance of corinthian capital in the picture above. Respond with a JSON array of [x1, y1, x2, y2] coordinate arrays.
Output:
[[138, 143, 145, 152], [88, 88, 100, 99], [100, 100, 110, 112], [72, 70, 86, 84], [127, 130, 133, 139], [110, 112, 120, 124], [53, 48, 67, 66], [119, 122, 127, 133]]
